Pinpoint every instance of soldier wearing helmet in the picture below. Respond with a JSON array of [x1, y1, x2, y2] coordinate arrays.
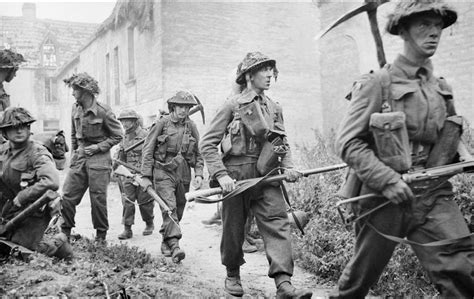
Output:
[[141, 90, 204, 263], [0, 107, 72, 259], [60, 72, 123, 243], [199, 52, 312, 298], [334, 0, 474, 297], [114, 109, 154, 240], [0, 49, 25, 112]]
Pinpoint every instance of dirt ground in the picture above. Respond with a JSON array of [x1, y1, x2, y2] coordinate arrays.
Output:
[[1, 169, 334, 298]]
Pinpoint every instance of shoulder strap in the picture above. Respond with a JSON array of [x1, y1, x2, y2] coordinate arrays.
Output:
[[375, 64, 392, 113]]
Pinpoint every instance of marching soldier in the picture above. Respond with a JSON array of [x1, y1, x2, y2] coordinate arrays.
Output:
[[334, 1, 474, 297], [141, 91, 204, 263], [115, 109, 154, 240], [199, 52, 312, 298], [0, 107, 72, 259], [60, 73, 123, 243]]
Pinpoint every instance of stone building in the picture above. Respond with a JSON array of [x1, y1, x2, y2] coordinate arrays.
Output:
[[0, 3, 98, 133], [55, 0, 321, 145]]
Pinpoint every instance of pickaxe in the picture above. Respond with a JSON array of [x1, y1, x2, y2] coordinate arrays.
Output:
[[315, 0, 390, 68]]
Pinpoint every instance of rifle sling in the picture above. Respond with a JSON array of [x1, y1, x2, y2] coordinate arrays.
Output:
[[366, 221, 473, 247]]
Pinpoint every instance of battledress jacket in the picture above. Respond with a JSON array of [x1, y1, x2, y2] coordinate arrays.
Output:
[[200, 88, 295, 180], [336, 54, 456, 194], [71, 99, 123, 152], [0, 140, 59, 212]]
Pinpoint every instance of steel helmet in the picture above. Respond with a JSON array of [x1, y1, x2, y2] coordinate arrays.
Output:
[[118, 109, 140, 120], [0, 49, 26, 69], [167, 91, 197, 106], [386, 0, 457, 35], [235, 52, 278, 85], [0, 107, 36, 129], [63, 72, 100, 95]]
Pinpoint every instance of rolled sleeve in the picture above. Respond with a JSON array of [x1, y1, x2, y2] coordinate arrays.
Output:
[[199, 102, 234, 179]]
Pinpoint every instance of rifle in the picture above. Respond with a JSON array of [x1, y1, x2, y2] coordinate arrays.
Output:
[[113, 159, 141, 174], [0, 190, 59, 235], [114, 165, 180, 229], [336, 160, 474, 224], [185, 163, 348, 202]]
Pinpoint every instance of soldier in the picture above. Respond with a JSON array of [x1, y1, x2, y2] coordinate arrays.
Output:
[[0, 107, 72, 259], [0, 49, 25, 112], [199, 52, 312, 298], [115, 109, 154, 240], [141, 91, 204, 263], [334, 1, 474, 297], [32, 130, 69, 170], [60, 73, 123, 242]]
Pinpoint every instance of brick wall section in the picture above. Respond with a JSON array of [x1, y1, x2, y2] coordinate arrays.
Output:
[[160, 2, 321, 144], [319, 2, 474, 134]]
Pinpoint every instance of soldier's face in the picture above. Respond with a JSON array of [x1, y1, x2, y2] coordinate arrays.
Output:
[[72, 87, 84, 103], [120, 119, 135, 131], [401, 14, 444, 59], [174, 105, 190, 120], [5, 124, 30, 144], [250, 66, 273, 91]]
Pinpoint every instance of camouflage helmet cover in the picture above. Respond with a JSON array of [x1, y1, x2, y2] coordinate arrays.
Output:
[[118, 109, 140, 120], [386, 0, 457, 35], [63, 72, 100, 95], [0, 49, 26, 69], [167, 91, 197, 106], [235, 52, 278, 85], [0, 107, 36, 129]]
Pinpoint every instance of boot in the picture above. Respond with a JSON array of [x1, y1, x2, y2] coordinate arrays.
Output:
[[118, 225, 133, 240], [169, 239, 185, 263], [224, 267, 244, 296], [201, 211, 222, 226], [276, 281, 312, 299], [95, 230, 107, 244], [161, 241, 172, 257], [242, 239, 258, 253], [142, 222, 154, 236]]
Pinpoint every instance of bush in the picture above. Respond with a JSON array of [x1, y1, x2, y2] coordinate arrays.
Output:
[[287, 130, 472, 296]]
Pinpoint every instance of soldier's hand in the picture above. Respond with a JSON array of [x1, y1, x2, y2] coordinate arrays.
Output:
[[284, 168, 303, 183], [141, 177, 153, 190], [84, 144, 100, 156], [48, 196, 62, 216], [193, 176, 203, 190], [12, 197, 22, 208], [217, 175, 235, 194], [382, 179, 414, 204]]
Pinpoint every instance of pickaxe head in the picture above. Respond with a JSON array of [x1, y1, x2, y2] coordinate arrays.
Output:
[[315, 0, 390, 41], [189, 94, 206, 124]]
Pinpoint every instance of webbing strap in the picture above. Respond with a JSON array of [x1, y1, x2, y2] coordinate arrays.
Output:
[[366, 221, 474, 247]]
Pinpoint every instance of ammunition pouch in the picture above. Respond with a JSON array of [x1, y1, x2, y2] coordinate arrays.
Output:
[[370, 111, 411, 172], [154, 134, 168, 162], [221, 116, 247, 157], [256, 132, 288, 175], [154, 154, 185, 173], [425, 115, 463, 168], [236, 101, 269, 139]]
